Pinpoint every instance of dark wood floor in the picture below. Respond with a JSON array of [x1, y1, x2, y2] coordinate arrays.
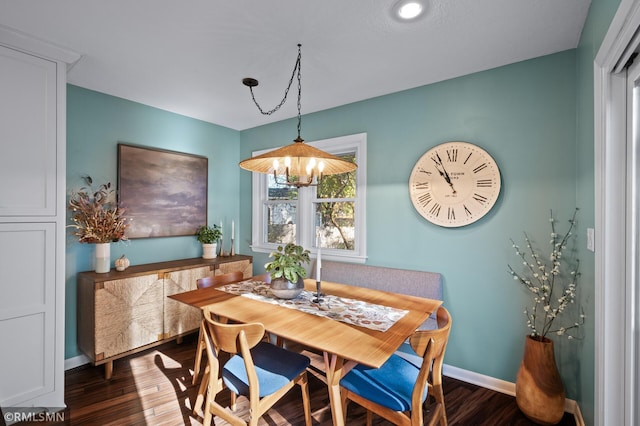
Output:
[[8, 334, 577, 425]]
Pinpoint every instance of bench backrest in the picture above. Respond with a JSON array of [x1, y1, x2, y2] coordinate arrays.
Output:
[[309, 259, 442, 301]]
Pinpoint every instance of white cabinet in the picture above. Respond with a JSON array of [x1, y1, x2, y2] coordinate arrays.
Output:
[[0, 29, 79, 409], [0, 45, 57, 216], [0, 223, 56, 406]]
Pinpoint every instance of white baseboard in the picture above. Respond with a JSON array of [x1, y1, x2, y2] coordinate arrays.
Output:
[[64, 354, 90, 370], [443, 363, 585, 426]]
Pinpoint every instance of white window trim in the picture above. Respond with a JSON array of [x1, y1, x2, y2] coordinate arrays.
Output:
[[250, 132, 367, 263]]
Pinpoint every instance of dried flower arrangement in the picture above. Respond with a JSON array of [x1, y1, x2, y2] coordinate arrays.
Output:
[[68, 176, 128, 243], [508, 208, 585, 340]]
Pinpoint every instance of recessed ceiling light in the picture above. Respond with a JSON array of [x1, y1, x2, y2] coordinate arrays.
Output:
[[392, 0, 426, 21]]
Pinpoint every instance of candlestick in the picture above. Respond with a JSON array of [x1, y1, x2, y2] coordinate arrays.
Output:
[[230, 238, 235, 256], [313, 279, 323, 303], [316, 229, 322, 282], [313, 228, 323, 303], [231, 220, 234, 237]]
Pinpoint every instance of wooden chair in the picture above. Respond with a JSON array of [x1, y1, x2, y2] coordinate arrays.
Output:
[[192, 270, 245, 385], [196, 270, 245, 290], [200, 311, 312, 426], [340, 306, 452, 426], [249, 272, 271, 284]]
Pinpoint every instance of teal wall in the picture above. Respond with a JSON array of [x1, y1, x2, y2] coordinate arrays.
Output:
[[65, 85, 241, 359], [240, 49, 583, 401]]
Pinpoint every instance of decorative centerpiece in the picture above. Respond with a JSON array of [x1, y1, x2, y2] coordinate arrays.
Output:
[[508, 208, 585, 425], [196, 224, 222, 259], [68, 176, 128, 273], [265, 243, 311, 299]]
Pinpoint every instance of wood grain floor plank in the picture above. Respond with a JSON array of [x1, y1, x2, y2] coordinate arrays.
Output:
[[5, 334, 576, 425]]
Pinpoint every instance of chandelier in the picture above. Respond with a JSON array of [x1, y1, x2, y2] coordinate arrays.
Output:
[[238, 44, 357, 188]]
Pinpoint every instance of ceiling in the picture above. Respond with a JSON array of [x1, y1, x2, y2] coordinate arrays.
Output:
[[0, 0, 591, 131]]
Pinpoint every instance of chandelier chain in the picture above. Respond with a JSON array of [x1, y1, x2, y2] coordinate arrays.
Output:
[[248, 44, 302, 129], [297, 49, 302, 138]]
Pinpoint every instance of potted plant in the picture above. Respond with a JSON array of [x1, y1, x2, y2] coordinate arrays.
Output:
[[68, 176, 128, 273], [196, 224, 222, 259], [508, 208, 585, 424], [265, 242, 311, 299]]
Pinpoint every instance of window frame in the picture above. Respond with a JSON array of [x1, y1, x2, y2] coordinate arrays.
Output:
[[250, 132, 367, 263]]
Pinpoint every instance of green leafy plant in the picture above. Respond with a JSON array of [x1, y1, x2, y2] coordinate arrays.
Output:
[[508, 208, 585, 340], [265, 243, 311, 283], [68, 176, 128, 243], [195, 224, 222, 244]]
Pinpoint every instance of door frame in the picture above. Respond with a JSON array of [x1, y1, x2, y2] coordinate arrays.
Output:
[[594, 0, 640, 424]]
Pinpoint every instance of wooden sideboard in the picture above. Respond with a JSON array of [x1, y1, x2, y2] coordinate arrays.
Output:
[[77, 255, 252, 378]]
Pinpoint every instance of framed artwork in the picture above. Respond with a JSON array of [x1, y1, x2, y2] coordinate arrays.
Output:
[[117, 143, 208, 238]]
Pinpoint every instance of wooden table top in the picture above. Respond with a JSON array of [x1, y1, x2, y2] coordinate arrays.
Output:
[[169, 277, 442, 369]]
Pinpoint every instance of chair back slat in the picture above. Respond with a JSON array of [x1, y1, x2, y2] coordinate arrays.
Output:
[[203, 311, 265, 354], [410, 306, 451, 359], [197, 270, 244, 289], [251, 273, 271, 284]]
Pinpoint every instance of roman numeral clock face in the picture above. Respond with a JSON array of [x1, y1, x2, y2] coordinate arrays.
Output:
[[409, 141, 501, 227]]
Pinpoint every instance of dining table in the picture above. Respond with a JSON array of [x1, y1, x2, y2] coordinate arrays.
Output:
[[168, 276, 442, 426]]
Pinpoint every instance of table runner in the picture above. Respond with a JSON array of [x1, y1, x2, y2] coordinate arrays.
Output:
[[216, 279, 408, 332]]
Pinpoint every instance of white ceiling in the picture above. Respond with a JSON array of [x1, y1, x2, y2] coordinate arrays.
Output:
[[0, 0, 591, 131]]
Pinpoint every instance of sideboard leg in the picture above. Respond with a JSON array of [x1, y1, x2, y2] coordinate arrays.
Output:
[[105, 361, 113, 380]]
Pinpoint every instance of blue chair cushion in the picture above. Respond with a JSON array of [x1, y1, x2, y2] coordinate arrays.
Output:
[[222, 341, 311, 397], [340, 353, 427, 412]]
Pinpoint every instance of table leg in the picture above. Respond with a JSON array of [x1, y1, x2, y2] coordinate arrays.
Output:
[[323, 353, 357, 426], [323, 352, 345, 426]]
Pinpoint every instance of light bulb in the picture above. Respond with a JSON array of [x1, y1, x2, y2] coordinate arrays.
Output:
[[398, 2, 422, 19]]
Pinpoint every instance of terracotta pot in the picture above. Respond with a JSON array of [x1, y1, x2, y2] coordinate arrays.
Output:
[[270, 277, 304, 299], [516, 335, 565, 425]]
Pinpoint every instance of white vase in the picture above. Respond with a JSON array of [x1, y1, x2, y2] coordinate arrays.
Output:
[[202, 243, 217, 259], [95, 243, 111, 273]]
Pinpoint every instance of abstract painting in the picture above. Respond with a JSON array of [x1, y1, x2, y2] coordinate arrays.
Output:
[[117, 143, 207, 238]]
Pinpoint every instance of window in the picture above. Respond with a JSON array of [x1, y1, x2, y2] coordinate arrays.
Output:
[[250, 133, 367, 263]]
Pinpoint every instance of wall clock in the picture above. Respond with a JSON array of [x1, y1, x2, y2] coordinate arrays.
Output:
[[409, 141, 501, 227]]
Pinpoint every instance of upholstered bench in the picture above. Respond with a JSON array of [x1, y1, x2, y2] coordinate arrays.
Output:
[[309, 259, 443, 302]]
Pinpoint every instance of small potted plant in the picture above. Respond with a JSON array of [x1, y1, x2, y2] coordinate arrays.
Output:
[[196, 224, 222, 259], [265, 242, 311, 299]]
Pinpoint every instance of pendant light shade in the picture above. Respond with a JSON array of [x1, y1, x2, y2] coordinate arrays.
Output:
[[239, 137, 357, 183], [238, 44, 357, 187]]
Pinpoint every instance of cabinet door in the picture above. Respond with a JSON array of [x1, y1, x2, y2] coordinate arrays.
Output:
[[95, 274, 164, 360], [0, 223, 55, 406], [0, 45, 57, 217], [164, 266, 211, 338]]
